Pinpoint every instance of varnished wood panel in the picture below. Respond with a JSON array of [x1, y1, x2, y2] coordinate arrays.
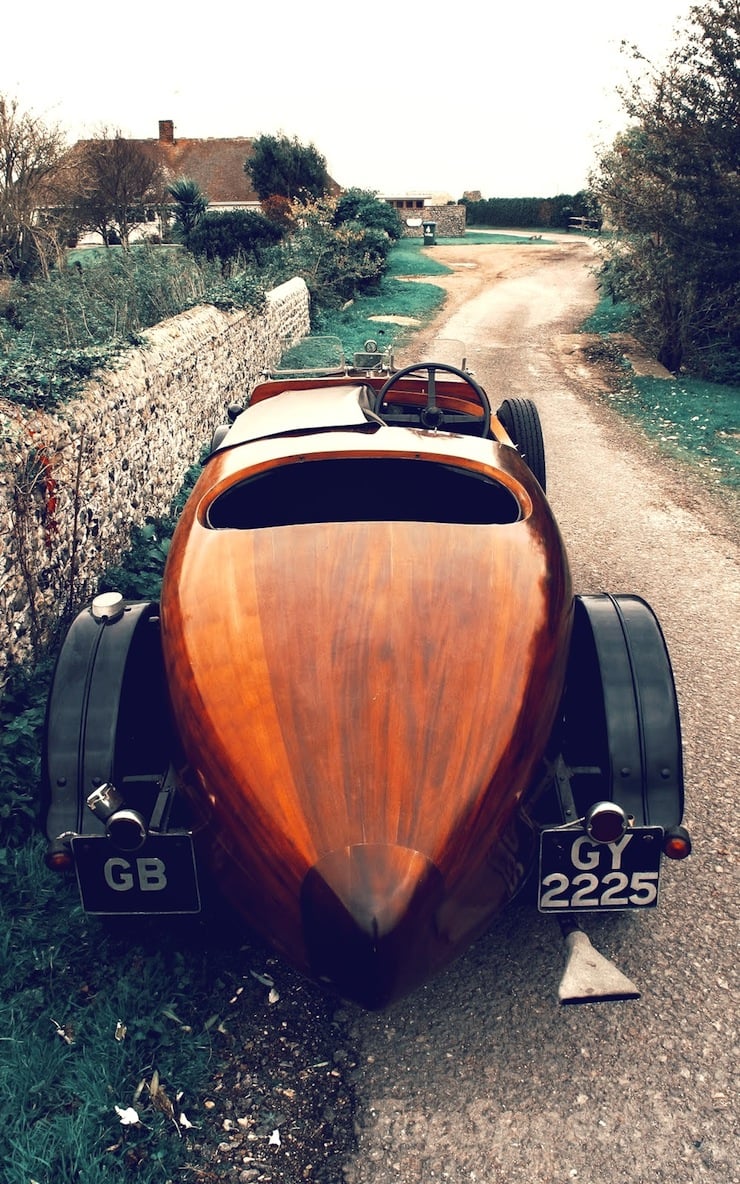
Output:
[[160, 417, 572, 1000]]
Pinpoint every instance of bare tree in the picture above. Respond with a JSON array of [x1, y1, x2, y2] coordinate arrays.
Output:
[[0, 95, 68, 278], [70, 128, 164, 247]]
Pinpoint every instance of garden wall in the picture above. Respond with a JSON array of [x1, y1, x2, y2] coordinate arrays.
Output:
[[0, 277, 310, 674], [400, 205, 466, 237]]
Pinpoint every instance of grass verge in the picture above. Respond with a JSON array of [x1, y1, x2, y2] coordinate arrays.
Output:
[[603, 373, 739, 494], [1, 835, 355, 1184], [1, 412, 367, 1183], [582, 296, 740, 496], [1, 839, 212, 1183], [313, 244, 449, 358]]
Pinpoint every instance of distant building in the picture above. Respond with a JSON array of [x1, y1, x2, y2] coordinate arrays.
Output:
[[122, 120, 341, 208], [381, 193, 433, 210], [65, 121, 341, 242], [380, 192, 466, 239], [146, 119, 263, 210]]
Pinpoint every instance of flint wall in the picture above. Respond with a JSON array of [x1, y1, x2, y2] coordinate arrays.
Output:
[[0, 277, 310, 674], [400, 205, 466, 237]]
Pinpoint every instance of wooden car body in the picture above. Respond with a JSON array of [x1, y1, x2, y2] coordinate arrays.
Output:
[[43, 349, 690, 1008]]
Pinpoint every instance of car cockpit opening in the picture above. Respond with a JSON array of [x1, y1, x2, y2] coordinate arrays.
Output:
[[205, 456, 524, 529]]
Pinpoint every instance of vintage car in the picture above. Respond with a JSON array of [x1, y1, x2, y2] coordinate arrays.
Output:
[[42, 338, 691, 1009]]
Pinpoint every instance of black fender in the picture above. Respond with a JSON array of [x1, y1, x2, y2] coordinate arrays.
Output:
[[557, 593, 684, 828], [42, 597, 176, 843]]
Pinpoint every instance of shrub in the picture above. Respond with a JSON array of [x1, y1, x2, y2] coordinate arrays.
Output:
[[266, 196, 397, 313], [185, 210, 283, 267], [334, 189, 403, 239], [167, 177, 208, 240], [0, 245, 266, 408], [245, 133, 330, 201], [463, 192, 592, 229], [260, 193, 295, 231], [6, 245, 207, 347], [0, 662, 49, 848]]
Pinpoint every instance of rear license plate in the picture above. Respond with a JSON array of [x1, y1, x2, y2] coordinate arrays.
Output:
[[538, 826, 663, 912], [72, 833, 201, 915]]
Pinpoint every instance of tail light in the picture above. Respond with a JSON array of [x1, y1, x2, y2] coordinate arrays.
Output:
[[45, 833, 75, 871], [663, 826, 692, 859]]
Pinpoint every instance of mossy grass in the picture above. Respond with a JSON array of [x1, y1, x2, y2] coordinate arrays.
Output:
[[582, 295, 739, 495], [312, 260, 447, 358], [605, 372, 740, 493], [581, 294, 638, 336], [0, 837, 214, 1183]]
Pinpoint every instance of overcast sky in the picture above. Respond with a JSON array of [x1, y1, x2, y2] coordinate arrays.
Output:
[[5, 0, 696, 199]]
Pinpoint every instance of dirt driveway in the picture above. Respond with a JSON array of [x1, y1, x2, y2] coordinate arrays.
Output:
[[393, 235, 735, 535], [393, 235, 602, 374], [343, 236, 740, 1184]]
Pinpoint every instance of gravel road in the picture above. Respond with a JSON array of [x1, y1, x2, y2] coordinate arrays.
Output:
[[341, 238, 740, 1184]]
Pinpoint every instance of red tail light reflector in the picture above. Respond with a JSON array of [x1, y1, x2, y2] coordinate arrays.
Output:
[[663, 826, 692, 859], [45, 834, 75, 871]]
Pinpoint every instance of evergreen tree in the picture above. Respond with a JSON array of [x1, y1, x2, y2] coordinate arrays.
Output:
[[591, 0, 740, 378], [245, 133, 330, 202]]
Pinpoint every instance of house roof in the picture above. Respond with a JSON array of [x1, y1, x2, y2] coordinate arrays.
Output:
[[66, 122, 340, 207], [138, 130, 260, 205]]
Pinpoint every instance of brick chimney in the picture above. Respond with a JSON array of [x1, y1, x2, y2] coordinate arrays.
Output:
[[159, 120, 174, 144]]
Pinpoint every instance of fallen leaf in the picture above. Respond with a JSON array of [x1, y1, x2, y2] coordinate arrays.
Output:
[[250, 970, 275, 987], [51, 1018, 74, 1046], [115, 1106, 140, 1126]]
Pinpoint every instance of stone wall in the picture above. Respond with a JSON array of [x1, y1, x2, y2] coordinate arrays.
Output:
[[400, 204, 467, 238], [0, 277, 310, 674]]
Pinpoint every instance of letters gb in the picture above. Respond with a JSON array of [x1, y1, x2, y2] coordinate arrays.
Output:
[[104, 856, 168, 892]]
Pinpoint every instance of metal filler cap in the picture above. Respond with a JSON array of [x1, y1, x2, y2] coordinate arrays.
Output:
[[91, 591, 125, 622]]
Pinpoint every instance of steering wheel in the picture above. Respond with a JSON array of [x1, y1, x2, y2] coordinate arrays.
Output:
[[373, 363, 491, 437]]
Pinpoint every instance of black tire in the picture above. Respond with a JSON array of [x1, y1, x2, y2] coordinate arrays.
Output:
[[496, 397, 546, 491], [558, 594, 684, 829], [210, 423, 230, 454]]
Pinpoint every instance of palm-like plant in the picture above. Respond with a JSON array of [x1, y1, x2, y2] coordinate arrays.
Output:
[[167, 177, 208, 240]]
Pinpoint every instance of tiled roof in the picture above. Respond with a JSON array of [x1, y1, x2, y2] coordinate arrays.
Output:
[[137, 135, 260, 205], [66, 125, 340, 206]]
